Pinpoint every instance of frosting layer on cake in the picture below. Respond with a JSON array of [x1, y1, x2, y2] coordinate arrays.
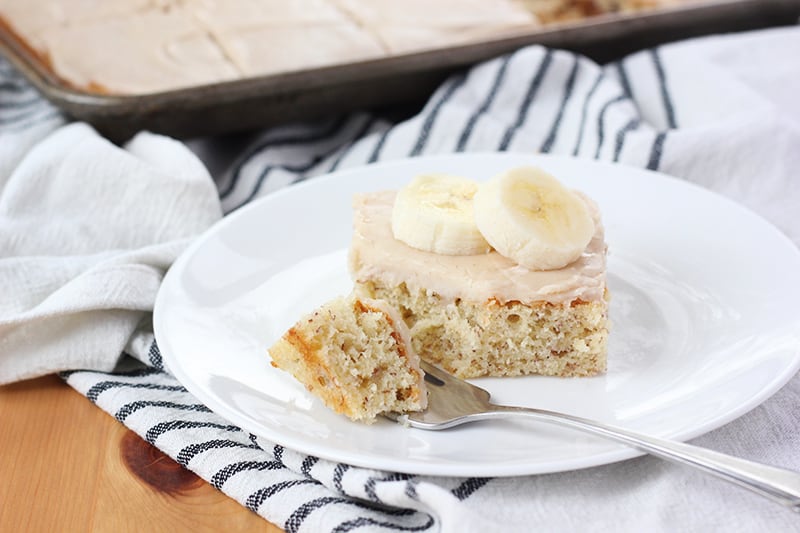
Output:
[[349, 190, 606, 305]]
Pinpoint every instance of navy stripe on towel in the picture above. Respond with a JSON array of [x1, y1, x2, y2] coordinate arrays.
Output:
[[452, 478, 490, 500], [247, 479, 319, 512], [115, 400, 211, 422], [571, 70, 604, 156], [540, 54, 580, 153], [455, 54, 513, 152], [145, 420, 241, 444], [647, 131, 668, 170], [409, 73, 468, 156], [498, 49, 554, 150], [650, 48, 677, 128], [211, 460, 284, 489], [176, 439, 261, 466]]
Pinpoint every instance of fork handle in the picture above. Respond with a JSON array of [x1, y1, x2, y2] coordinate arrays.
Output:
[[491, 404, 800, 511]]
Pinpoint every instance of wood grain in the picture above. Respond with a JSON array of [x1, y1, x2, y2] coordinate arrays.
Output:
[[0, 375, 283, 533]]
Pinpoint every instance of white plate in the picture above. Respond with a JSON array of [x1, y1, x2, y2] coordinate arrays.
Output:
[[154, 153, 800, 477]]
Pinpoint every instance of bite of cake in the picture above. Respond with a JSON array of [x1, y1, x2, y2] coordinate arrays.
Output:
[[268, 294, 427, 423]]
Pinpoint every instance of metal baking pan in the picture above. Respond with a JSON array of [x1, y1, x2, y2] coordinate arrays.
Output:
[[1, 0, 798, 142]]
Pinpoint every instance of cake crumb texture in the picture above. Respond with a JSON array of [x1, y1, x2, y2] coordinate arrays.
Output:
[[358, 281, 608, 379], [268, 295, 426, 423]]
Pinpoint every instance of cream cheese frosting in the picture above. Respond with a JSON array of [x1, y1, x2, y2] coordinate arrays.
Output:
[[349, 190, 607, 305], [41, 7, 239, 94], [1, 0, 695, 95], [0, 0, 154, 53], [220, 24, 386, 77], [334, 0, 537, 54]]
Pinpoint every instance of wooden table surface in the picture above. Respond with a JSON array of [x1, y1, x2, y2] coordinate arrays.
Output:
[[0, 375, 283, 532]]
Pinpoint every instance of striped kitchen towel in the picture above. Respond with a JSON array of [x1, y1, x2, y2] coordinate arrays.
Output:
[[3, 25, 800, 533]]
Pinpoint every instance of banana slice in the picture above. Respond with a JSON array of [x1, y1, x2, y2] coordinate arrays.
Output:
[[473, 167, 595, 270], [391, 174, 492, 255]]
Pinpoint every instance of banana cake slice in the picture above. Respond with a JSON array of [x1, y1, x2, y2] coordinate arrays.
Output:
[[349, 167, 609, 379], [268, 295, 427, 423]]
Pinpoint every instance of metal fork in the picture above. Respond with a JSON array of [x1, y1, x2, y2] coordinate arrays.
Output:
[[388, 361, 800, 511]]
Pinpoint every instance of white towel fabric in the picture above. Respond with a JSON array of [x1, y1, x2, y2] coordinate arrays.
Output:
[[0, 100, 222, 382], [3, 24, 800, 533]]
